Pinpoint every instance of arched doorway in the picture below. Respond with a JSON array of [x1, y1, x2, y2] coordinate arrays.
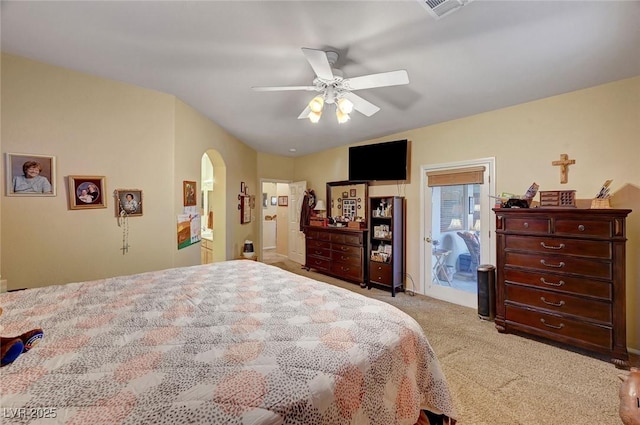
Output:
[[201, 150, 227, 263]]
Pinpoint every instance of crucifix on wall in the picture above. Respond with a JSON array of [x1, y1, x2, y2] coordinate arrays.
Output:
[[552, 153, 576, 184]]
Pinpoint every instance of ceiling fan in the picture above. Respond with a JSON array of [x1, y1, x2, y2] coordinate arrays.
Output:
[[252, 48, 410, 123]]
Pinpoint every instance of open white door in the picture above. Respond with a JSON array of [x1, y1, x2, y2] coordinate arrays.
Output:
[[288, 181, 306, 264]]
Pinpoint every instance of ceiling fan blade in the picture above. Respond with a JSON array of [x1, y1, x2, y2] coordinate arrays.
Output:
[[252, 85, 317, 92], [297, 105, 311, 120], [344, 70, 409, 91], [341, 92, 380, 117], [301, 48, 334, 81]]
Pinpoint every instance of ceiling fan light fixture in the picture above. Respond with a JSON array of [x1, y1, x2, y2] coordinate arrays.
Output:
[[337, 97, 354, 114], [309, 96, 324, 113], [336, 108, 350, 124], [308, 110, 322, 123]]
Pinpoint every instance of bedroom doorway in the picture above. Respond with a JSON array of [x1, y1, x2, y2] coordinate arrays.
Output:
[[420, 158, 495, 308], [260, 180, 290, 264]]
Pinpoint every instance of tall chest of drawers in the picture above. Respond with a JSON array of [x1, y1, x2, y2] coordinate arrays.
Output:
[[493, 208, 631, 367], [304, 226, 367, 286]]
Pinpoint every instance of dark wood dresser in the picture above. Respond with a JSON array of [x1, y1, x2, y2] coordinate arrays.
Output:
[[493, 207, 631, 367], [304, 226, 367, 286]]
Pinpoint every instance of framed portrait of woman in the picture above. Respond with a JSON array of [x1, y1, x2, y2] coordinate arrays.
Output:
[[114, 189, 143, 217], [68, 175, 106, 210], [6, 153, 56, 197]]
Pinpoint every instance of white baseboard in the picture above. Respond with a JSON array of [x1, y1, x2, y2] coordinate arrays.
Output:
[[628, 346, 640, 356], [0, 279, 7, 293]]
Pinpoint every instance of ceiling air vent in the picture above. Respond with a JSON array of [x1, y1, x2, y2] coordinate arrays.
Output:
[[417, 0, 474, 20]]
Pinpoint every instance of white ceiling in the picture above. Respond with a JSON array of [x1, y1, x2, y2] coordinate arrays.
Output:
[[2, 1, 639, 157]]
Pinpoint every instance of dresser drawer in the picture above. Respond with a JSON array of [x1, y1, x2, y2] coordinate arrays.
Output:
[[370, 262, 393, 285], [505, 305, 612, 351], [306, 255, 330, 272], [330, 262, 362, 281], [307, 239, 331, 251], [502, 217, 550, 234], [506, 284, 611, 323], [505, 252, 611, 279], [331, 250, 361, 265], [307, 246, 331, 259], [555, 219, 611, 238], [503, 269, 611, 300], [330, 232, 362, 246], [504, 235, 611, 259], [332, 243, 361, 256], [306, 229, 331, 241]]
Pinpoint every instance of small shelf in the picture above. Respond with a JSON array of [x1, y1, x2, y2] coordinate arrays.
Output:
[[368, 196, 405, 296]]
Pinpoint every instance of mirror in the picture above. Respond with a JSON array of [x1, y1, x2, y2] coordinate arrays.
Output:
[[326, 180, 368, 224]]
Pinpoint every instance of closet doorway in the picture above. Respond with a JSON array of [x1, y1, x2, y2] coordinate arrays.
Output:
[[420, 158, 495, 308]]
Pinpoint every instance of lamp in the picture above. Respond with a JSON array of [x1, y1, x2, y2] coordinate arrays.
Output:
[[448, 218, 463, 230], [337, 97, 353, 114], [314, 199, 326, 217], [305, 92, 352, 124]]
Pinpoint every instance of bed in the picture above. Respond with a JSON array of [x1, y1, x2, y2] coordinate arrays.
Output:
[[0, 260, 456, 424]]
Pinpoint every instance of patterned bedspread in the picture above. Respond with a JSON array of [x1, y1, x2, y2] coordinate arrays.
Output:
[[0, 261, 456, 424]]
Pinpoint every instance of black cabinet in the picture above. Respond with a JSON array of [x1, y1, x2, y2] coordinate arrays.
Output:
[[368, 196, 405, 296]]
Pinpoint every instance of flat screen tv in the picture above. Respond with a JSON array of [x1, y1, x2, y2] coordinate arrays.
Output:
[[348, 139, 409, 181]]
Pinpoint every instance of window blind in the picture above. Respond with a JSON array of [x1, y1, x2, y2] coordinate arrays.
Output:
[[427, 166, 485, 187]]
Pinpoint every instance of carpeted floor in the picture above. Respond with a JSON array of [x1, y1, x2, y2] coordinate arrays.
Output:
[[270, 260, 638, 425]]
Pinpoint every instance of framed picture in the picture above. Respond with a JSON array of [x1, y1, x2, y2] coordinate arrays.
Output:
[[350, 188, 357, 197], [262, 193, 268, 208], [278, 196, 288, 206], [239, 195, 251, 224], [68, 176, 107, 210], [342, 191, 348, 198], [183, 180, 197, 206], [5, 153, 56, 196], [240, 182, 245, 194], [115, 189, 143, 217], [270, 196, 277, 206]]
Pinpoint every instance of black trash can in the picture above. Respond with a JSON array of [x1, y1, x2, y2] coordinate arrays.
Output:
[[477, 264, 496, 321]]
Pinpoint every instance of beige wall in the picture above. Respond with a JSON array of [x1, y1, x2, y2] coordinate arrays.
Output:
[[294, 77, 640, 352], [1, 54, 258, 288]]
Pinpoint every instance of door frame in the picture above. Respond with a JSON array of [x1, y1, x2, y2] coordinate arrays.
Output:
[[419, 157, 496, 307], [259, 178, 291, 261]]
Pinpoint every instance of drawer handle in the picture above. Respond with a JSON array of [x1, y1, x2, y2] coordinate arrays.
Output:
[[540, 277, 565, 287], [540, 297, 565, 307], [341, 246, 349, 251], [341, 267, 350, 272], [578, 225, 585, 232], [523, 222, 529, 228], [540, 242, 565, 250], [540, 318, 564, 330], [314, 260, 322, 265], [341, 255, 348, 260], [540, 259, 565, 268], [315, 250, 323, 255]]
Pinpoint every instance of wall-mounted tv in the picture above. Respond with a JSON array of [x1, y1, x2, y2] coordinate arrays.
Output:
[[348, 139, 409, 181]]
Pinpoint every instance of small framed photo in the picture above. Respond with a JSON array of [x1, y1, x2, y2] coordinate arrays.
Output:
[[115, 189, 143, 217], [342, 191, 348, 198], [5, 153, 56, 196], [350, 188, 357, 197], [68, 176, 107, 209], [270, 196, 277, 206], [183, 180, 197, 206], [278, 196, 288, 206], [240, 182, 245, 194]]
